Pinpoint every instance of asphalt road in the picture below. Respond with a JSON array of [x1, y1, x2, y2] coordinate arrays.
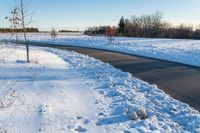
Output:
[[60, 46, 200, 111]]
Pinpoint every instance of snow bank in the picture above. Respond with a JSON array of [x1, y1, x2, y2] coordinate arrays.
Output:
[[0, 43, 199, 132]]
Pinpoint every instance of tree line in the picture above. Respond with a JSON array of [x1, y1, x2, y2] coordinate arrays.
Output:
[[84, 12, 200, 40], [0, 27, 39, 33], [59, 30, 80, 33]]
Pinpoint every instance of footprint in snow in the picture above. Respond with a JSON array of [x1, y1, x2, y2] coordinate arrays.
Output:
[[39, 104, 52, 115], [77, 116, 83, 120], [74, 126, 87, 132], [76, 116, 91, 124], [83, 119, 90, 124]]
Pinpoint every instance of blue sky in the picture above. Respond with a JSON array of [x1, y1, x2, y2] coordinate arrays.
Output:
[[0, 0, 200, 31]]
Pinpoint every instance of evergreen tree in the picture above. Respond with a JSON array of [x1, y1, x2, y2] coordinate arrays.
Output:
[[118, 16, 125, 36]]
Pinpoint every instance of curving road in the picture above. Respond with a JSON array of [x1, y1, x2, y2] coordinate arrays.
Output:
[[2, 41, 200, 111]]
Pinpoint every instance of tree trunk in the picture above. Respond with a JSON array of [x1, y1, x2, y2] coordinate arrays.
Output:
[[20, 0, 29, 63]]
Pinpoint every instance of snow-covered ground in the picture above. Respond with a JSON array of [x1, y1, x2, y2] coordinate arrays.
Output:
[[1, 33, 200, 67], [0, 43, 200, 133]]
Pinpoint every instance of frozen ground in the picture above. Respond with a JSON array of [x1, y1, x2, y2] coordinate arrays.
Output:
[[0, 43, 200, 133], [1, 33, 200, 67]]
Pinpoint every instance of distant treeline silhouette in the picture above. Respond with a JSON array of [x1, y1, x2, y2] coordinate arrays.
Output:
[[0, 27, 39, 33], [59, 30, 80, 33], [84, 12, 200, 40]]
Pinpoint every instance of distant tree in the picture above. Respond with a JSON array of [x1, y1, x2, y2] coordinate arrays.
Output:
[[105, 26, 116, 44], [84, 26, 108, 35], [151, 11, 163, 37], [5, 7, 21, 44], [50, 28, 58, 41], [194, 29, 200, 39], [0, 27, 39, 33], [118, 16, 125, 36], [174, 24, 193, 39], [59, 30, 79, 33]]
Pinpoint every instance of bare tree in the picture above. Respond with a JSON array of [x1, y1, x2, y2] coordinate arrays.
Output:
[[50, 28, 58, 41], [10, 0, 33, 63], [123, 11, 164, 38], [105, 26, 115, 44], [19, 0, 30, 62], [5, 7, 21, 44]]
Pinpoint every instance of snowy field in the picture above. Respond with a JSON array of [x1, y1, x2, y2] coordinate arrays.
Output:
[[0, 43, 200, 133], [1, 33, 200, 67]]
